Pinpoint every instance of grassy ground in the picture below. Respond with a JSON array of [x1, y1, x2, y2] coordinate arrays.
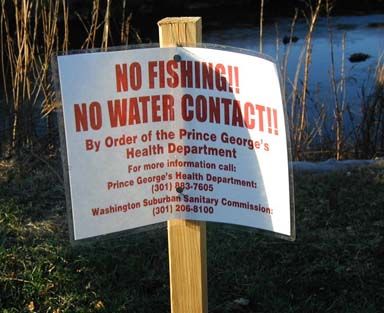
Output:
[[0, 157, 383, 313]]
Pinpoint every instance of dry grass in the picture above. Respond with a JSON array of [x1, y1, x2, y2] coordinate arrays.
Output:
[[0, 0, 135, 157], [295, 0, 323, 158], [0, 0, 68, 153], [0, 0, 383, 160], [281, 0, 384, 160]]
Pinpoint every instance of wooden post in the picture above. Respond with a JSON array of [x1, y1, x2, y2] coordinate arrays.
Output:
[[157, 17, 208, 313]]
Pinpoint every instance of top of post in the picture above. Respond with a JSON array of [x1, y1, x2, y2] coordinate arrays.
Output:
[[157, 17, 201, 26], [157, 17, 202, 47]]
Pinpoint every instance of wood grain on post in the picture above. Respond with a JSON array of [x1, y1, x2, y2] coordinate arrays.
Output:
[[157, 17, 208, 313], [158, 17, 202, 47]]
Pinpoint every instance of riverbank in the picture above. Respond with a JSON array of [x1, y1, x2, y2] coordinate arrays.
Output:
[[1, 0, 383, 161]]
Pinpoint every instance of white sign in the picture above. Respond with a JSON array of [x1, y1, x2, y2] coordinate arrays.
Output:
[[57, 46, 293, 241]]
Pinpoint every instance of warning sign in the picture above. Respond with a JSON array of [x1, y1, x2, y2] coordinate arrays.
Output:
[[56, 46, 293, 241]]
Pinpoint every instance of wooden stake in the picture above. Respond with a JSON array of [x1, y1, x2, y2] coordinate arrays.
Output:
[[157, 17, 208, 313], [167, 220, 207, 313], [158, 17, 202, 47]]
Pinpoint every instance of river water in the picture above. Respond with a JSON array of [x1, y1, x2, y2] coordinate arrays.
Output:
[[204, 14, 384, 123]]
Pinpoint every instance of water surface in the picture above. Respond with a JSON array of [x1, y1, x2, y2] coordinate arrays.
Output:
[[204, 14, 384, 118]]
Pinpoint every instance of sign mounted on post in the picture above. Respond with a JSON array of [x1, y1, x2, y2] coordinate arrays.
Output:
[[56, 45, 294, 242]]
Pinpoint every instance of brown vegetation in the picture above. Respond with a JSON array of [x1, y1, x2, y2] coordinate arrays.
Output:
[[0, 0, 139, 157], [0, 0, 383, 160]]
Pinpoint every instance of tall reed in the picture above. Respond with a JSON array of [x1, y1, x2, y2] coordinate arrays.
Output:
[[0, 1, 383, 160], [358, 57, 384, 158], [101, 0, 111, 50], [259, 0, 264, 53], [294, 0, 323, 159], [0, 0, 136, 157], [0, 0, 69, 155], [280, 0, 324, 160], [326, 0, 347, 160]]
